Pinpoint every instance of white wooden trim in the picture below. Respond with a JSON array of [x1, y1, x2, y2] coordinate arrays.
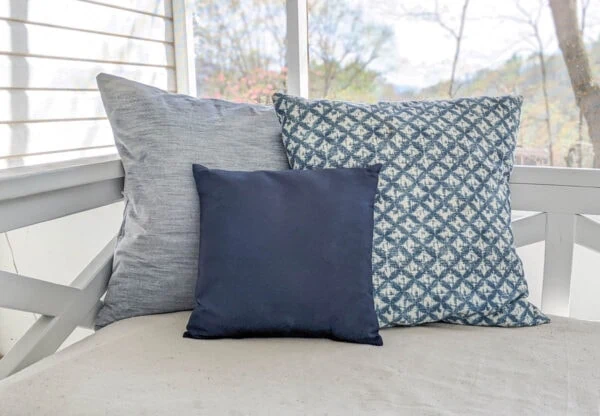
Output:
[[575, 215, 600, 254], [172, 0, 196, 95], [0, 178, 123, 233], [510, 183, 600, 214], [512, 212, 546, 248], [0, 237, 115, 379], [0, 270, 79, 316], [0, 153, 122, 198], [0, 155, 124, 232], [511, 165, 600, 188], [541, 213, 576, 316], [286, 0, 309, 97]]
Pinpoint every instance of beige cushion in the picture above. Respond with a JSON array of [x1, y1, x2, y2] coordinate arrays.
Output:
[[1, 312, 598, 415]]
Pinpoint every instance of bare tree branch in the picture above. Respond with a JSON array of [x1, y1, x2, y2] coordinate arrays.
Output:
[[511, 0, 555, 164], [397, 0, 470, 98], [448, 0, 470, 97]]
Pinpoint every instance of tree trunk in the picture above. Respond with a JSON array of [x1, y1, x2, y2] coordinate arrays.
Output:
[[549, 0, 600, 168]]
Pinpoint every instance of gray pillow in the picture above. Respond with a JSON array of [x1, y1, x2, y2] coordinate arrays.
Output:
[[96, 74, 289, 328]]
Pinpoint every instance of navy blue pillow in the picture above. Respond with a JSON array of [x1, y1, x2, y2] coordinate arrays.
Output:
[[184, 164, 383, 346]]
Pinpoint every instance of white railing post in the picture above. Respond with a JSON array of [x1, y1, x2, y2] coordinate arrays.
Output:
[[541, 213, 576, 316], [286, 0, 309, 97]]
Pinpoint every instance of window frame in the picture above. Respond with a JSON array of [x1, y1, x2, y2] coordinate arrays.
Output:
[[175, 0, 308, 98], [285, 0, 309, 97], [172, 0, 198, 96]]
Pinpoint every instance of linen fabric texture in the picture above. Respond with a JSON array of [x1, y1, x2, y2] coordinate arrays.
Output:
[[3, 313, 598, 416], [95, 74, 289, 328], [185, 164, 383, 345], [273, 93, 549, 328], [0, 312, 600, 416]]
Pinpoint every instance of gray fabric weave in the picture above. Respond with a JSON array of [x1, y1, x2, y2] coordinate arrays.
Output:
[[96, 74, 289, 328]]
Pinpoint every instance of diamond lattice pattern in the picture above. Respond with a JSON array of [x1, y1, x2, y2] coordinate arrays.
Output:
[[274, 93, 549, 327]]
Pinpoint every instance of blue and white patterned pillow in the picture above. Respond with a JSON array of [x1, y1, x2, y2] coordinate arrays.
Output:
[[273, 93, 549, 328]]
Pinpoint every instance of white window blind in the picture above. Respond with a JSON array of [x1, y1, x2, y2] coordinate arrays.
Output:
[[0, 0, 177, 167]]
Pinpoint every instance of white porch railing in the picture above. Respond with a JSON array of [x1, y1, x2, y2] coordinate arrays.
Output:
[[0, 155, 599, 379]]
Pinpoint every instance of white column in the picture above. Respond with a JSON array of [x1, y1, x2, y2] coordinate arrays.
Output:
[[286, 0, 309, 97], [172, 0, 197, 96], [542, 213, 576, 316]]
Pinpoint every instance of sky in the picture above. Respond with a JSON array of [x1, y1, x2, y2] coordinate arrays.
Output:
[[355, 0, 600, 89]]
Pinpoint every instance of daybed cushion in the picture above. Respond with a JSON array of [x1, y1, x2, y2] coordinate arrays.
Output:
[[1, 313, 598, 415], [96, 74, 289, 328]]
